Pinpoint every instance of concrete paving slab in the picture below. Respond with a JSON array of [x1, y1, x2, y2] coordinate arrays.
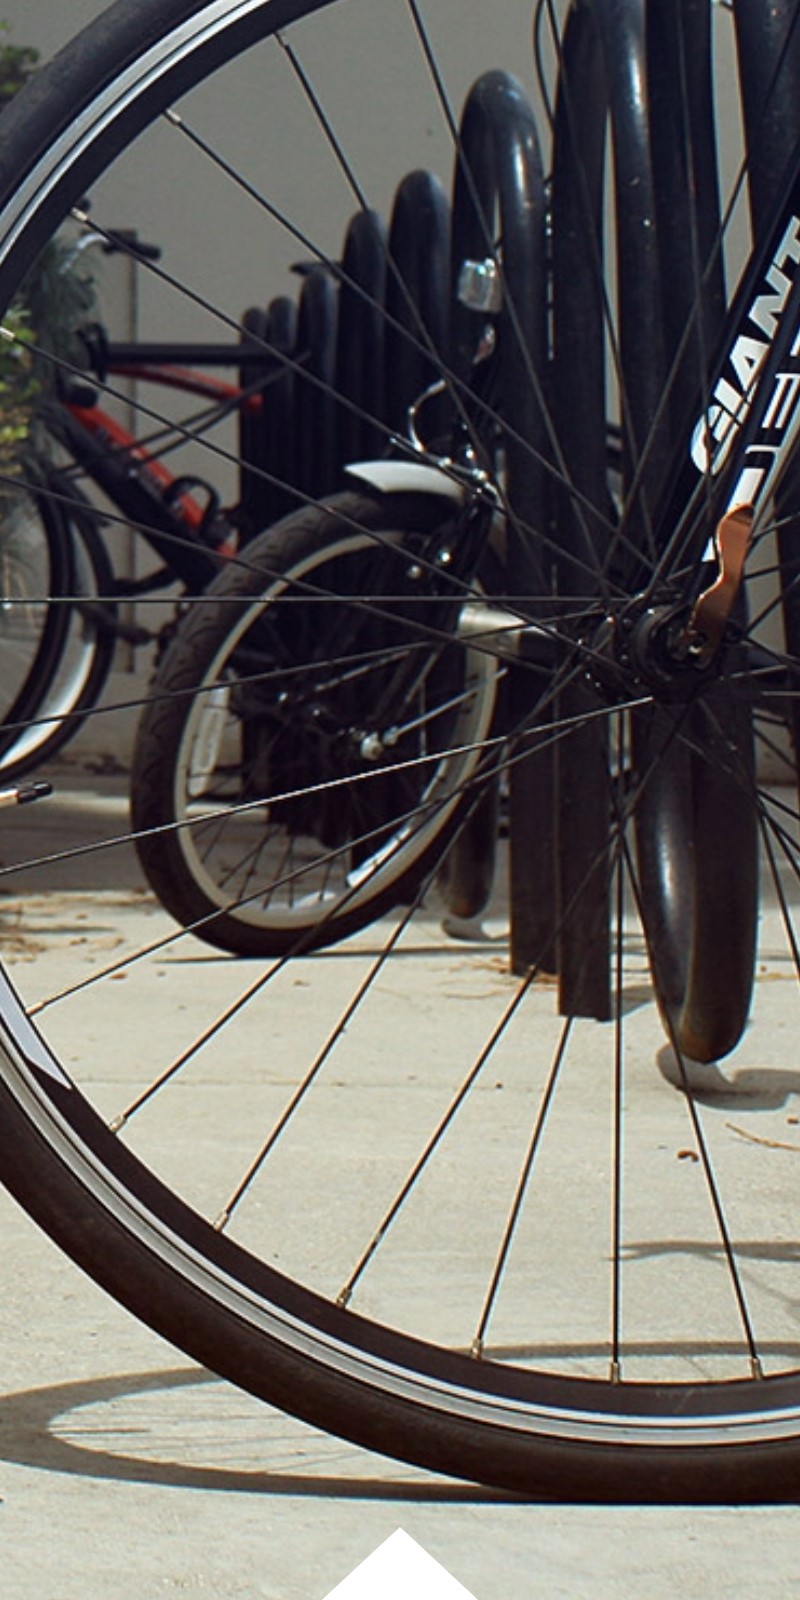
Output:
[[3, 1190, 800, 1600], [1, 745, 800, 1596]]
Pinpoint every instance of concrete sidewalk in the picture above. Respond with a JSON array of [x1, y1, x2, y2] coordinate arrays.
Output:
[[0, 736, 799, 1597], [2, 1188, 799, 1600]]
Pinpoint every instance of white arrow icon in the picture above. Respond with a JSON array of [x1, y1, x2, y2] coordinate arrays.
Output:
[[322, 1528, 478, 1600]]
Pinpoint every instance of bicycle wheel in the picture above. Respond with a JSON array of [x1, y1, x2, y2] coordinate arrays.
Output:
[[2, 0, 800, 1503], [130, 490, 500, 956], [0, 466, 116, 780], [0, 475, 70, 760]]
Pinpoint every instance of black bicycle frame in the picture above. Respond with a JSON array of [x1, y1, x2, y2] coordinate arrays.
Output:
[[658, 129, 800, 567]]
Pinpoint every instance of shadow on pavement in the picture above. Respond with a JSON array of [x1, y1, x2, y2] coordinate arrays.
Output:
[[0, 1365, 525, 1502]]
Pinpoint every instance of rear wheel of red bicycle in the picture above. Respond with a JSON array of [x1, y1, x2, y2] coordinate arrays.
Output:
[[0, 467, 115, 780], [0, 477, 72, 770]]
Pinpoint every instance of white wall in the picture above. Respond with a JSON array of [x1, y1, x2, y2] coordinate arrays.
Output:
[[1, 0, 105, 59]]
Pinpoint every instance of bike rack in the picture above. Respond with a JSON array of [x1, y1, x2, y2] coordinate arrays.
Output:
[[647, 0, 727, 442], [237, 295, 299, 540], [384, 167, 451, 438], [545, 0, 800, 1018], [444, 68, 555, 964], [734, 0, 800, 235], [547, 0, 663, 1019], [295, 263, 338, 502], [229, 1, 800, 1007], [334, 208, 389, 466]]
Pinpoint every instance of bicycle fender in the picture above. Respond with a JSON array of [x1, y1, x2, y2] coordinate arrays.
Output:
[[344, 460, 465, 501]]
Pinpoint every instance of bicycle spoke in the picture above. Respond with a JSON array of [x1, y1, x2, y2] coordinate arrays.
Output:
[[4, 0, 800, 1500]]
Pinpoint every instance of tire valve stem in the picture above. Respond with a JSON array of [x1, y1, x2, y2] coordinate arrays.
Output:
[[0, 780, 52, 809]]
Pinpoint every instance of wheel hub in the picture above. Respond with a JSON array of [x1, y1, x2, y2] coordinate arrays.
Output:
[[598, 504, 756, 703], [613, 600, 722, 700]]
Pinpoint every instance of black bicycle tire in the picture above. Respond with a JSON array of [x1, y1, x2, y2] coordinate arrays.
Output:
[[0, 473, 74, 767], [3, 1040, 798, 1504], [130, 489, 499, 956], [0, 479, 117, 780]]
